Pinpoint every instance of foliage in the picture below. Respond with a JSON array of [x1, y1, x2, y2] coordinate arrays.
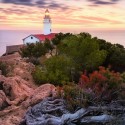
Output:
[[44, 39, 54, 54], [58, 83, 90, 111], [26, 57, 40, 65], [0, 61, 8, 76], [32, 55, 75, 86], [57, 33, 107, 73], [20, 41, 53, 58], [32, 66, 48, 85], [79, 66, 123, 102], [97, 39, 125, 72], [52, 32, 72, 45], [121, 72, 125, 83], [57, 67, 125, 111], [58, 82, 98, 112], [32, 33, 108, 84]]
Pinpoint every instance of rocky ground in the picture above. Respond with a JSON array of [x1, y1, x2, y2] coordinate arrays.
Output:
[[0, 53, 56, 125]]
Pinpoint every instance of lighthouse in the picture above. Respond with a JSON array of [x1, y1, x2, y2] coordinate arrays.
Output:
[[43, 9, 52, 35], [23, 9, 56, 44]]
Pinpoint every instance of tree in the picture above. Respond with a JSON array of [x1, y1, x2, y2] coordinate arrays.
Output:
[[52, 32, 72, 45], [97, 39, 125, 72], [32, 55, 75, 85], [57, 34, 107, 72], [20, 43, 47, 58], [44, 39, 54, 55]]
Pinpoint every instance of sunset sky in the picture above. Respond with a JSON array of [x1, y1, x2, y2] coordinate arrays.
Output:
[[0, 0, 125, 32]]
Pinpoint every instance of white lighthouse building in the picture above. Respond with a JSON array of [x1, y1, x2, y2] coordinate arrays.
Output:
[[23, 9, 56, 44], [43, 9, 52, 35]]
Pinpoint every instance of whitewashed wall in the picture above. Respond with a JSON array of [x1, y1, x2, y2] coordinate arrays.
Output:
[[23, 35, 40, 44], [43, 19, 51, 35]]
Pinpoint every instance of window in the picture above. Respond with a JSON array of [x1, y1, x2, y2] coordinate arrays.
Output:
[[31, 37, 33, 39]]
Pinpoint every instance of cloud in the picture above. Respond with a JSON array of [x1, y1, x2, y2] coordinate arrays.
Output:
[[35, 0, 69, 10], [80, 15, 123, 24], [1, 0, 70, 10], [0, 15, 7, 20], [0, 7, 32, 15], [88, 0, 120, 5], [2, 0, 34, 6]]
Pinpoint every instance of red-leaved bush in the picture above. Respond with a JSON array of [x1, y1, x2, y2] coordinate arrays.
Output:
[[57, 67, 124, 111], [79, 66, 123, 101]]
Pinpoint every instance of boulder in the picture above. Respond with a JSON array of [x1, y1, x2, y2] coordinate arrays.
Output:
[[0, 81, 57, 125], [0, 75, 34, 106], [1, 76, 34, 101], [23, 83, 57, 107], [0, 82, 56, 125]]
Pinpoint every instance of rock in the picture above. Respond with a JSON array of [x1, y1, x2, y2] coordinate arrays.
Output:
[[0, 53, 36, 88], [13, 61, 35, 83], [23, 83, 57, 107], [0, 75, 34, 101], [0, 54, 38, 125], [0, 105, 26, 125], [0, 90, 10, 110], [0, 81, 57, 125]]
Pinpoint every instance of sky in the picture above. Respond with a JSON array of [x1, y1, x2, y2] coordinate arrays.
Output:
[[0, 0, 125, 32]]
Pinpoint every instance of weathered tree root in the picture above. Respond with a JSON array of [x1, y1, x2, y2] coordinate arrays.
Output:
[[20, 97, 125, 125]]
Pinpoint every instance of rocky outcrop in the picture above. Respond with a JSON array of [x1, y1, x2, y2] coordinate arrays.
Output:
[[0, 75, 56, 125], [0, 53, 36, 87], [12, 60, 35, 85], [0, 74, 33, 125], [23, 83, 56, 108], [0, 75, 34, 102], [0, 53, 57, 125]]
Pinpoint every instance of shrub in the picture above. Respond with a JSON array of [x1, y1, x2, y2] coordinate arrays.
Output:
[[32, 55, 75, 86], [57, 83, 91, 111], [32, 66, 48, 85], [121, 72, 125, 83], [26, 57, 40, 65], [0, 61, 8, 76], [20, 42, 49, 58], [59, 67, 124, 111], [62, 83, 84, 111], [79, 66, 123, 102]]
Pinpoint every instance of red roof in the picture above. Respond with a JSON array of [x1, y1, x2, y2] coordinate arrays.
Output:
[[33, 33, 56, 41]]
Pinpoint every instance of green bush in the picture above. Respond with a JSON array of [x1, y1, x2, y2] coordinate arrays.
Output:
[[58, 83, 91, 111], [57, 33, 107, 73], [20, 40, 53, 58], [32, 66, 48, 85], [0, 62, 8, 76], [32, 55, 75, 86], [26, 57, 40, 65]]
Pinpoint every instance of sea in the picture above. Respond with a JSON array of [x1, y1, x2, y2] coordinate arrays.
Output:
[[0, 30, 125, 56]]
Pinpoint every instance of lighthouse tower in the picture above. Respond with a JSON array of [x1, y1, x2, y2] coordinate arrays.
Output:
[[43, 9, 52, 35]]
